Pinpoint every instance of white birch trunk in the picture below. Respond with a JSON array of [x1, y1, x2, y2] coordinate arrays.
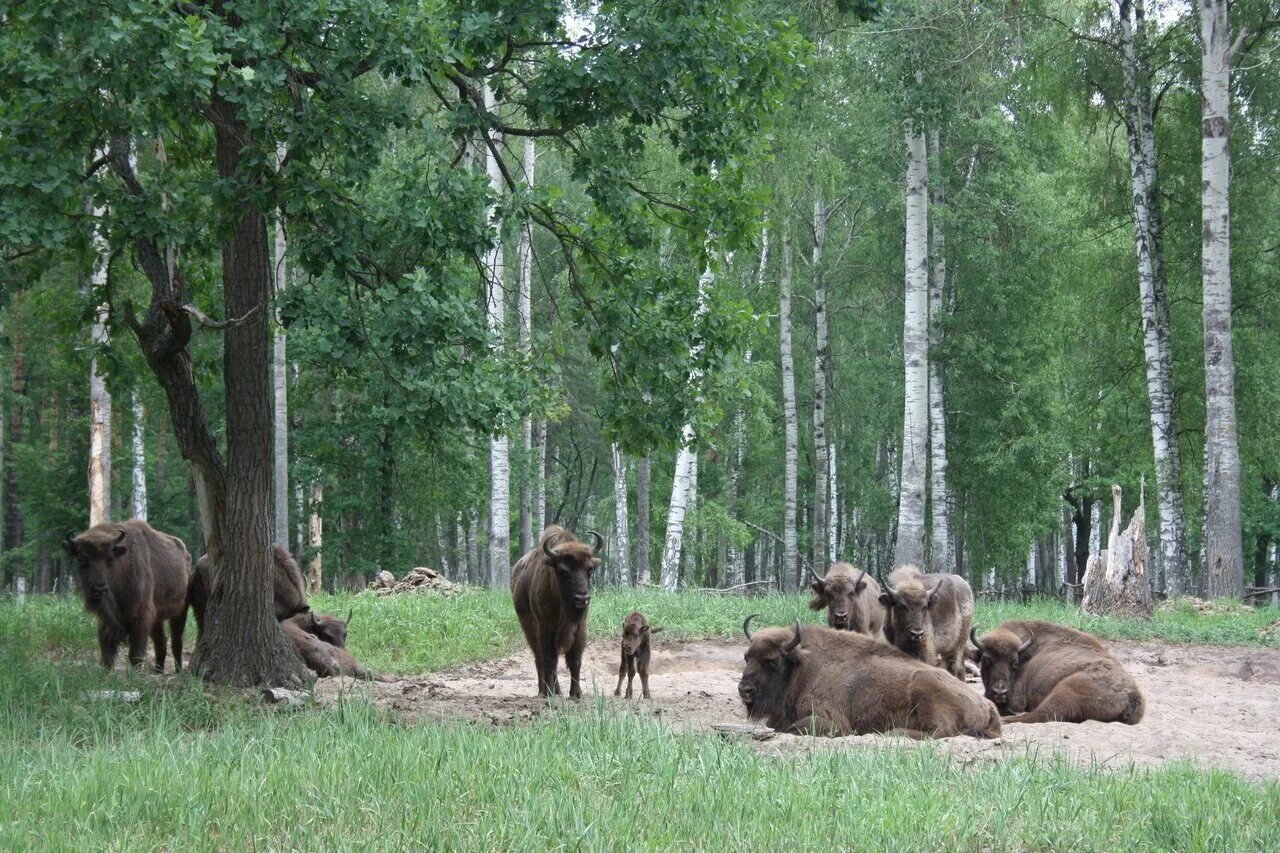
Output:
[[534, 420, 547, 535], [435, 512, 451, 578], [482, 82, 511, 587], [1268, 484, 1278, 607], [812, 194, 831, 574], [635, 453, 651, 584], [828, 440, 839, 561], [1120, 0, 1188, 595], [611, 443, 631, 586], [895, 126, 930, 567], [1091, 499, 1103, 556], [272, 142, 290, 548], [467, 508, 480, 585], [88, 186, 112, 527], [130, 390, 147, 520], [779, 234, 799, 590], [1026, 539, 1038, 587], [1200, 0, 1244, 598], [306, 479, 323, 594], [517, 137, 535, 556], [927, 129, 952, 573]]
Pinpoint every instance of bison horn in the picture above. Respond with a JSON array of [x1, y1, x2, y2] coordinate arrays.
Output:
[[542, 535, 560, 562], [878, 573, 896, 603], [854, 570, 867, 590], [742, 613, 761, 642], [64, 529, 77, 544], [587, 530, 604, 555], [809, 563, 825, 585], [925, 576, 945, 605], [112, 529, 127, 545], [970, 626, 982, 650], [345, 608, 353, 628], [785, 620, 803, 653], [1018, 632, 1035, 655]]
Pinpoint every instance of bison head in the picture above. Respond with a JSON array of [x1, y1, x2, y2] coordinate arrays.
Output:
[[62, 528, 127, 621], [738, 615, 807, 722], [809, 565, 871, 631], [880, 574, 945, 653], [304, 610, 351, 648], [970, 626, 1034, 711], [543, 530, 601, 612], [621, 612, 661, 655]]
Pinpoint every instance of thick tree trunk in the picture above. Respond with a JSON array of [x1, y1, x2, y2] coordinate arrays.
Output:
[[130, 390, 147, 520], [272, 142, 290, 549], [1120, 0, 1189, 595], [1200, 0, 1244, 598], [1083, 483, 1154, 617], [190, 99, 310, 687], [895, 126, 929, 567], [927, 129, 951, 574], [635, 453, 651, 584], [482, 83, 511, 588], [517, 137, 535, 556], [88, 207, 113, 527], [812, 194, 831, 574], [779, 234, 799, 591], [306, 478, 323, 594], [611, 444, 631, 586]]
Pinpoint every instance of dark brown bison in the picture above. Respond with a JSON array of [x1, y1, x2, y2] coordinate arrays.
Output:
[[189, 543, 309, 638], [512, 525, 601, 698], [614, 611, 661, 699], [62, 519, 192, 673], [295, 610, 351, 649], [808, 562, 885, 635], [970, 620, 1145, 725], [281, 614, 392, 682], [879, 565, 974, 679], [738, 616, 1001, 739]]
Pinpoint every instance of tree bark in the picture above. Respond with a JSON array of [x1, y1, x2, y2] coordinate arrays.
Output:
[[272, 142, 290, 549], [927, 129, 952, 573], [88, 203, 113, 527], [635, 453, 650, 584], [1199, 0, 1244, 598], [130, 390, 147, 520], [812, 194, 831, 574], [517, 136, 535, 556], [1083, 483, 1154, 617], [306, 478, 323, 594], [1119, 0, 1189, 595], [611, 443, 631, 586], [482, 82, 511, 587], [727, 227, 767, 588], [534, 419, 548, 539], [779, 233, 799, 591], [4, 323, 24, 589], [895, 126, 929, 567]]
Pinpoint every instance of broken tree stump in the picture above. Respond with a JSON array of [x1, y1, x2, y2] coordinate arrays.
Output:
[[1082, 482, 1153, 619]]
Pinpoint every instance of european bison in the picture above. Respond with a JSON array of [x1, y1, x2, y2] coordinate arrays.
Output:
[[970, 620, 1145, 725], [295, 610, 351, 649], [808, 562, 885, 635], [281, 613, 391, 682], [614, 611, 661, 699], [62, 519, 192, 673], [880, 565, 974, 679], [738, 616, 1001, 739], [512, 525, 601, 698], [189, 543, 309, 639]]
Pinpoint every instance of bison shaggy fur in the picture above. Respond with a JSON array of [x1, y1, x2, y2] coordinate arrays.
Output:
[[189, 543, 309, 639], [880, 565, 974, 679], [615, 611, 661, 699], [808, 563, 885, 635], [971, 620, 1145, 725], [281, 614, 391, 682]]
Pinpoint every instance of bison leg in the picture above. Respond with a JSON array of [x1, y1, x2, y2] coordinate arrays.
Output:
[[150, 622, 168, 674], [624, 655, 636, 699], [614, 655, 627, 697], [1003, 673, 1137, 725], [127, 621, 151, 671], [566, 625, 586, 700], [537, 630, 561, 697], [97, 623, 119, 671], [638, 657, 651, 700], [169, 610, 187, 674]]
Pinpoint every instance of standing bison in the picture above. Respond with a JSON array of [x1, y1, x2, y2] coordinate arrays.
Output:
[[880, 565, 974, 679], [188, 543, 309, 639], [808, 563, 885, 635], [62, 519, 192, 673], [615, 611, 661, 699], [512, 526, 601, 698], [738, 616, 1001, 739], [970, 620, 1145, 725]]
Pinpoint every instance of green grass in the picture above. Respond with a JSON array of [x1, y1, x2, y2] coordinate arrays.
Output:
[[3, 592, 1279, 850]]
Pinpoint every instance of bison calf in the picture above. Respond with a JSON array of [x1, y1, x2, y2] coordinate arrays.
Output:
[[880, 565, 974, 679], [615, 611, 661, 699], [808, 563, 885, 635], [512, 526, 601, 698], [63, 520, 192, 673], [971, 620, 1144, 725], [738, 617, 1000, 739], [281, 614, 391, 682]]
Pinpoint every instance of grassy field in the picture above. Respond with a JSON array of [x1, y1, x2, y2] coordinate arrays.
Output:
[[2, 591, 1278, 849]]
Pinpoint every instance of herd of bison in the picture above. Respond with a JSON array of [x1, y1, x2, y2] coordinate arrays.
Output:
[[62, 519, 1145, 740]]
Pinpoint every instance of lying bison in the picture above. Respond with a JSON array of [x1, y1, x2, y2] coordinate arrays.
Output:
[[970, 620, 1145, 725], [295, 609, 351, 649], [281, 613, 391, 682], [189, 543, 309, 639], [738, 616, 1001, 739], [808, 563, 885, 635], [512, 525, 601, 698], [880, 565, 974, 679], [62, 520, 192, 673], [615, 611, 661, 699]]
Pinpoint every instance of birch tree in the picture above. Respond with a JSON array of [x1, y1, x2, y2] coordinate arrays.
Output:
[[306, 480, 323, 593], [482, 82, 511, 587], [927, 130, 951, 573], [272, 142, 290, 548], [727, 227, 768, 588], [812, 194, 831, 574], [1118, 0, 1188, 594], [779, 233, 799, 590], [131, 391, 147, 520], [1199, 0, 1245, 597], [88, 199, 112, 528], [635, 453, 650, 583], [611, 444, 631, 585], [894, 126, 929, 567], [517, 137, 536, 555]]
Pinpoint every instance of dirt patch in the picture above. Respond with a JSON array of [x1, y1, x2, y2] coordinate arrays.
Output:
[[313, 636, 1280, 781]]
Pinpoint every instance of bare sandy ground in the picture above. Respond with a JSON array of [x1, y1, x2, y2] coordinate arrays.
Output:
[[313, 636, 1280, 781]]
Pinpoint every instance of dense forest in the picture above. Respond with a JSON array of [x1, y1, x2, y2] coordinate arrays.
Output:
[[1, 0, 1277, 635]]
